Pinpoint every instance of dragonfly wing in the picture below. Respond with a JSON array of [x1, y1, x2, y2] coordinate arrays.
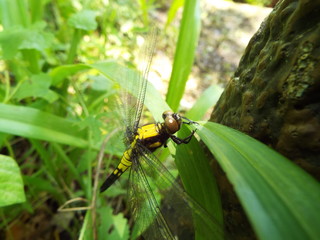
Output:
[[112, 29, 158, 136], [128, 152, 175, 240], [131, 28, 158, 131], [128, 143, 225, 240]]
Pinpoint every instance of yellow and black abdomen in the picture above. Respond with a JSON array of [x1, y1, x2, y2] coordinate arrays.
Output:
[[100, 140, 136, 192], [100, 123, 169, 193]]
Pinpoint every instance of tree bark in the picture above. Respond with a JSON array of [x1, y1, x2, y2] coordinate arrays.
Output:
[[210, 0, 320, 238]]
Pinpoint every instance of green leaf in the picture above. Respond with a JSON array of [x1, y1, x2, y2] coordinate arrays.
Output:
[[68, 10, 98, 31], [0, 22, 53, 59], [0, 27, 27, 59], [166, 0, 201, 111], [50, 64, 91, 86], [0, 103, 88, 148], [0, 0, 29, 28], [19, 29, 53, 51], [172, 126, 224, 239], [197, 122, 320, 240], [166, 0, 184, 27], [187, 85, 223, 120], [0, 154, 26, 207], [14, 73, 59, 102], [89, 75, 114, 91], [0, 133, 9, 148], [19, 21, 53, 52], [98, 206, 130, 240]]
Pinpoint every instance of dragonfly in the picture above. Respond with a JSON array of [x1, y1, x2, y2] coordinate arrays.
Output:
[[100, 30, 224, 240], [100, 110, 197, 193]]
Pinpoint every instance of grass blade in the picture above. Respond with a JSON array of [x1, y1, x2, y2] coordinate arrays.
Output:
[[197, 122, 320, 240], [166, 0, 201, 111], [187, 85, 223, 120], [0, 103, 88, 148]]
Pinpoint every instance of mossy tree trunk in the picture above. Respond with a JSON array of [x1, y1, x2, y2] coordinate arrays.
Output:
[[210, 0, 320, 238]]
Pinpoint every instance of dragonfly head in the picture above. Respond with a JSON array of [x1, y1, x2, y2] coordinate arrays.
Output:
[[162, 110, 182, 134]]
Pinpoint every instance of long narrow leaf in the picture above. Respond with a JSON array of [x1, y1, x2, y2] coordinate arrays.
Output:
[[0, 104, 88, 148], [166, 0, 201, 111], [197, 122, 320, 240], [170, 126, 224, 240], [187, 85, 223, 120]]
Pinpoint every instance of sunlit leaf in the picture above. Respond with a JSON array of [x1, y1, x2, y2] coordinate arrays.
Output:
[[98, 206, 130, 240], [68, 10, 98, 31], [0, 103, 88, 148], [0, 21, 53, 59], [166, 0, 201, 111], [0, 155, 26, 207], [0, 27, 27, 59], [166, 0, 184, 27], [14, 73, 59, 102], [50, 64, 91, 86]]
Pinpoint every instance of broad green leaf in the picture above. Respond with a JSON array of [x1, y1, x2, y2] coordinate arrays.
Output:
[[14, 73, 59, 102], [197, 122, 320, 240], [19, 29, 53, 51], [166, 0, 201, 111], [89, 75, 114, 91], [19, 21, 53, 52], [0, 103, 88, 148], [0, 155, 26, 207], [68, 10, 98, 31], [98, 206, 130, 240], [0, 21, 53, 59], [0, 27, 27, 59]]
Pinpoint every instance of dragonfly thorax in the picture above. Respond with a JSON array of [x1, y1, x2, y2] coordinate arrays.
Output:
[[162, 110, 182, 134]]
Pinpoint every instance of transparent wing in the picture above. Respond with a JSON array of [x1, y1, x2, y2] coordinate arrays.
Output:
[[113, 29, 158, 140], [128, 143, 225, 240], [131, 28, 158, 132], [100, 29, 159, 193], [128, 150, 175, 240]]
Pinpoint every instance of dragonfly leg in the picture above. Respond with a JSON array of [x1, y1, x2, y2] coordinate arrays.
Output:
[[170, 130, 196, 144], [181, 116, 199, 125]]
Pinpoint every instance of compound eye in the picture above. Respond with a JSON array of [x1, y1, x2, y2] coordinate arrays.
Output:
[[162, 110, 174, 120], [165, 116, 180, 134]]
